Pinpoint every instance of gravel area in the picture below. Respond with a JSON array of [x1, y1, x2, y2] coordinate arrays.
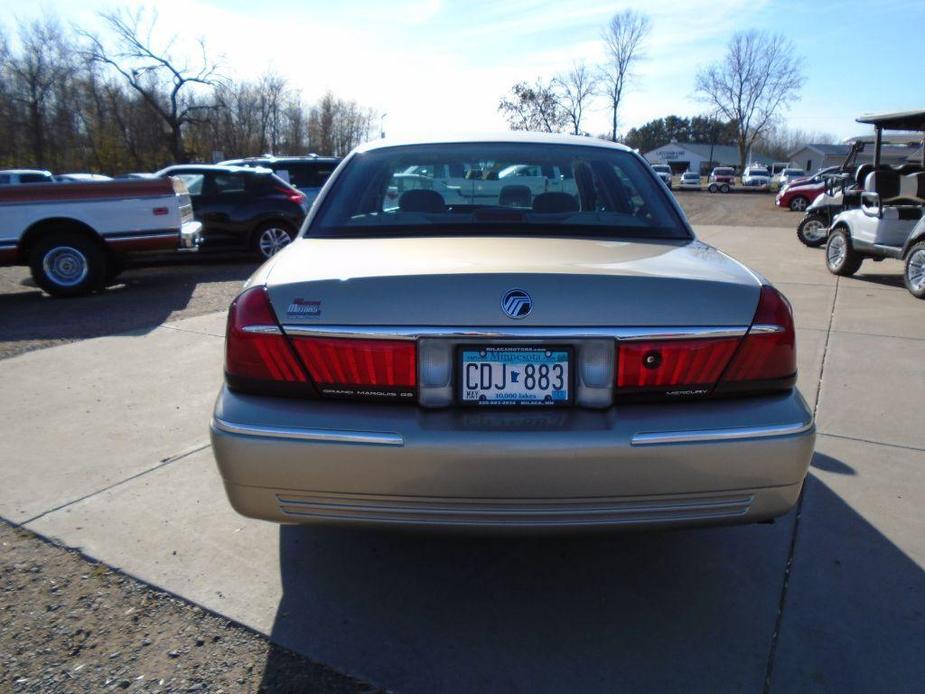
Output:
[[674, 189, 791, 227], [0, 520, 373, 693]]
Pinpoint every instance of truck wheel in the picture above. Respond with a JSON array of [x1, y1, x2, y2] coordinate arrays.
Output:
[[797, 215, 828, 247], [789, 196, 809, 212], [253, 222, 294, 260], [720, 183, 730, 193], [826, 229, 863, 276], [29, 232, 107, 297], [904, 241, 925, 299]]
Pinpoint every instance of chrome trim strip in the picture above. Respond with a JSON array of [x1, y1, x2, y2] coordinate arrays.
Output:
[[749, 324, 786, 334], [241, 324, 283, 335], [212, 417, 404, 446], [631, 421, 814, 446], [106, 232, 177, 242], [281, 325, 749, 341]]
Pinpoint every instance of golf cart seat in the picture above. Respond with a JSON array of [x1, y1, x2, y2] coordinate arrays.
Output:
[[855, 164, 875, 189], [864, 170, 925, 220]]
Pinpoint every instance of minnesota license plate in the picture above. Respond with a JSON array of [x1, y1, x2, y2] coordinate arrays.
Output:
[[459, 346, 571, 406]]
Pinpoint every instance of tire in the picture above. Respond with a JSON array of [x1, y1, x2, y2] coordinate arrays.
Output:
[[29, 231, 107, 297], [797, 215, 829, 247], [253, 221, 294, 260], [720, 183, 730, 193], [904, 241, 925, 299], [825, 228, 863, 276], [708, 183, 718, 193], [789, 196, 809, 212]]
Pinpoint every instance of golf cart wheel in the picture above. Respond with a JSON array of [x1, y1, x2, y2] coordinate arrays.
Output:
[[29, 231, 107, 297], [720, 183, 730, 193], [789, 196, 809, 212], [826, 228, 863, 276], [797, 215, 829, 247], [708, 183, 718, 193], [253, 221, 294, 260], [904, 241, 925, 299]]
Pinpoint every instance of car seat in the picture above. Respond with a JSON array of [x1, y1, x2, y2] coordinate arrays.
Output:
[[499, 185, 532, 208], [398, 189, 445, 213], [532, 192, 579, 213]]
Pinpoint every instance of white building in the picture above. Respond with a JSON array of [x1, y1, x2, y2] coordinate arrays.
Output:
[[644, 142, 773, 175], [788, 143, 922, 174]]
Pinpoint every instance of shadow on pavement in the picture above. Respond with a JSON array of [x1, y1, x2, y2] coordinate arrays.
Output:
[[851, 272, 906, 290], [257, 470, 924, 693], [0, 255, 254, 355]]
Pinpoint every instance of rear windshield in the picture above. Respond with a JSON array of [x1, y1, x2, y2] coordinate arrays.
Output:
[[310, 143, 689, 240], [652, 165, 671, 172], [273, 162, 337, 189], [714, 168, 734, 175]]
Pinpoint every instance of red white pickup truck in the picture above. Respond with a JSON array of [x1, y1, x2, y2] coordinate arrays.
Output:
[[0, 177, 201, 296]]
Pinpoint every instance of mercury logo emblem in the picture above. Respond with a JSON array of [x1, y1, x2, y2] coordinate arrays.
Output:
[[501, 289, 532, 319]]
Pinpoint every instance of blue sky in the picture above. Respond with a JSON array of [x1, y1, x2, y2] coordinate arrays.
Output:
[[14, 0, 925, 142]]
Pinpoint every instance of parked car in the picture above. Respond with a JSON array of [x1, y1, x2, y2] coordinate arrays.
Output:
[[826, 110, 925, 299], [154, 164, 308, 259], [0, 177, 201, 296], [741, 166, 771, 189], [774, 168, 806, 190], [776, 178, 825, 212], [210, 133, 814, 531], [708, 167, 735, 193], [678, 171, 701, 190], [218, 155, 340, 207], [53, 173, 113, 183], [0, 169, 54, 185], [650, 163, 673, 189]]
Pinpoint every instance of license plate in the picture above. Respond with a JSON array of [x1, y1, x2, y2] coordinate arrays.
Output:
[[459, 346, 571, 406]]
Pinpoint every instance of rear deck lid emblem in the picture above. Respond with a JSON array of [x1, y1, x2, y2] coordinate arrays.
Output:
[[501, 289, 532, 319]]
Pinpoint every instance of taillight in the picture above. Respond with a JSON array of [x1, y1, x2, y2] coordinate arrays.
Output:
[[616, 338, 739, 394], [276, 186, 305, 205], [718, 285, 796, 391], [225, 287, 309, 389], [291, 337, 416, 396], [614, 285, 796, 398]]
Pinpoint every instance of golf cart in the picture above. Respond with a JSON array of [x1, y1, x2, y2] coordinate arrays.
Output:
[[825, 110, 925, 298], [795, 141, 866, 246]]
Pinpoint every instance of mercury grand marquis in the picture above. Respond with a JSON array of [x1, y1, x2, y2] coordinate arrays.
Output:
[[210, 134, 815, 530]]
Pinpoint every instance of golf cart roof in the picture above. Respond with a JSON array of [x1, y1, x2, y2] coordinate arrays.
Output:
[[856, 110, 925, 131]]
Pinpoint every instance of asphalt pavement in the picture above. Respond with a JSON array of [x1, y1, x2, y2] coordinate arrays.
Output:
[[1, 223, 923, 693]]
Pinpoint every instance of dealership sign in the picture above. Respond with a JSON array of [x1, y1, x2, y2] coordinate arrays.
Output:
[[656, 150, 687, 160]]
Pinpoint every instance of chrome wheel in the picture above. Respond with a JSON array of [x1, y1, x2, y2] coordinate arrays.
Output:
[[790, 197, 808, 212], [42, 246, 88, 287], [907, 248, 925, 293], [802, 219, 826, 241], [827, 233, 847, 269], [258, 227, 292, 258]]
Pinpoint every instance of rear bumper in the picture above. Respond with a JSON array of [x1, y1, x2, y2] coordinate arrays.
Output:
[[210, 387, 815, 530]]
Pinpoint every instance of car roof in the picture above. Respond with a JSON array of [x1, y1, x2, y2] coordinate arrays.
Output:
[[221, 156, 340, 165], [0, 168, 52, 175], [355, 132, 634, 154], [156, 164, 270, 175]]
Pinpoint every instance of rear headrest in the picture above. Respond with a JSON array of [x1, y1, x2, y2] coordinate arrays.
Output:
[[398, 189, 444, 213], [900, 172, 925, 200], [498, 185, 532, 208], [865, 169, 900, 198], [532, 192, 579, 214], [855, 164, 874, 188], [895, 163, 924, 176]]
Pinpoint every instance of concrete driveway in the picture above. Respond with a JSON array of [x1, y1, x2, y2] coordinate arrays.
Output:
[[2, 225, 923, 693]]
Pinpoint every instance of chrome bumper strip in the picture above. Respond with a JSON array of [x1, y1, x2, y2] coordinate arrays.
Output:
[[280, 325, 749, 341], [211, 417, 404, 446], [631, 420, 814, 446]]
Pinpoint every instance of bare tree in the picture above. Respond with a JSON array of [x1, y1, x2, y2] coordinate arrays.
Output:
[[599, 10, 651, 142], [695, 30, 805, 170], [553, 62, 596, 136], [79, 8, 221, 163], [498, 79, 566, 133]]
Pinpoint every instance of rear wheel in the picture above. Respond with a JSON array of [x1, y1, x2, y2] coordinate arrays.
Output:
[[826, 228, 863, 276], [789, 196, 809, 212], [29, 232, 107, 297], [253, 222, 294, 260], [708, 183, 718, 193], [904, 241, 925, 299], [797, 215, 829, 247], [720, 183, 730, 193]]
